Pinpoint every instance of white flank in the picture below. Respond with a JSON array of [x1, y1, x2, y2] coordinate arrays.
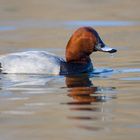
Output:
[[0, 51, 64, 74]]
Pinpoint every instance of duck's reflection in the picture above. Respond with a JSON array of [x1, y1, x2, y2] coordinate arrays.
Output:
[[65, 74, 116, 131], [65, 74, 113, 104]]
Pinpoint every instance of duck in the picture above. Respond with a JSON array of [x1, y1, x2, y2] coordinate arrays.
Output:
[[0, 27, 117, 75]]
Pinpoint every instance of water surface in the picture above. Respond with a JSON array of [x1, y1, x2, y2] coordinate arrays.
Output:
[[0, 1, 140, 140]]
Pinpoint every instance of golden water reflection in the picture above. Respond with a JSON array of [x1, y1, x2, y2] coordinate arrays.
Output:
[[64, 74, 116, 131], [65, 74, 116, 104]]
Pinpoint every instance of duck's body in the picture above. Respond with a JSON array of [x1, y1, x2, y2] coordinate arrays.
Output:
[[0, 51, 93, 74], [0, 51, 64, 74], [0, 27, 117, 75]]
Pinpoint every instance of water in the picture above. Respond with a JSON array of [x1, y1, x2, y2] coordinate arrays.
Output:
[[0, 0, 140, 140]]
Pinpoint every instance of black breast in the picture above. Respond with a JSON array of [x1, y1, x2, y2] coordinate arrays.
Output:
[[60, 61, 93, 75]]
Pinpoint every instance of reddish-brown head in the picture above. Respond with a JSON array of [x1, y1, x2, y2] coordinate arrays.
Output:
[[65, 27, 117, 63]]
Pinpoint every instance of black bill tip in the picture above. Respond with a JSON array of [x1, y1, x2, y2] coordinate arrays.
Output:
[[108, 49, 117, 53]]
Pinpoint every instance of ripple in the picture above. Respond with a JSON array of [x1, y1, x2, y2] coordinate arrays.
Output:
[[118, 68, 140, 73], [0, 26, 16, 31], [64, 20, 140, 27], [5, 97, 29, 101], [1, 20, 139, 31], [120, 77, 140, 81], [77, 125, 103, 131], [25, 102, 47, 106], [68, 116, 98, 120], [2, 110, 34, 115], [70, 107, 99, 112]]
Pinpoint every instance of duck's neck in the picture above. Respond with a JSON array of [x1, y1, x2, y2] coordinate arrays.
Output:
[[65, 43, 91, 64], [65, 33, 93, 64], [66, 55, 91, 64]]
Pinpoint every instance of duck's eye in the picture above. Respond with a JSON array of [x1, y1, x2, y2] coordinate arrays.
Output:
[[96, 37, 106, 48], [100, 43, 105, 48]]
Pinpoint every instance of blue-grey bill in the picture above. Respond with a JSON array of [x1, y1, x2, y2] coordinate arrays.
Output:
[[97, 45, 117, 53]]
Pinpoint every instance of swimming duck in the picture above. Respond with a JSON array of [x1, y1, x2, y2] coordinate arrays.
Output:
[[0, 27, 117, 75]]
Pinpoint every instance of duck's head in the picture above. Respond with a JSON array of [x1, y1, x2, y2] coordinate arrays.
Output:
[[66, 27, 117, 63]]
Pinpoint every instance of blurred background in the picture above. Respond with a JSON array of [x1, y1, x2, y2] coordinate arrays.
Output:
[[0, 1, 140, 140], [0, 0, 139, 55]]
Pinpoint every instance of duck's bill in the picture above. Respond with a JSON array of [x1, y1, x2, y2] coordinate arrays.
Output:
[[96, 45, 117, 53], [100, 46, 117, 53]]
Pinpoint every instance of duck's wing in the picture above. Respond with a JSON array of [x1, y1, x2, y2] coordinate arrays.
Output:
[[0, 51, 64, 74]]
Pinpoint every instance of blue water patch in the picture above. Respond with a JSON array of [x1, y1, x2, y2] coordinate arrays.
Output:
[[64, 20, 140, 27], [1, 20, 139, 31], [88, 68, 114, 78], [120, 77, 140, 81], [117, 68, 140, 74], [0, 26, 16, 31], [92, 68, 113, 74], [89, 68, 140, 78]]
